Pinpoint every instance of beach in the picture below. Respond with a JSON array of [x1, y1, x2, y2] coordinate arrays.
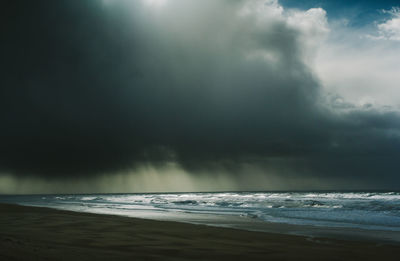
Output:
[[1, 203, 399, 260]]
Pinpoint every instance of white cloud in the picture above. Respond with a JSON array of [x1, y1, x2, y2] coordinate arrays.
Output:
[[287, 8, 329, 40], [240, 0, 283, 18], [286, 7, 329, 65], [377, 7, 400, 41], [312, 7, 400, 109]]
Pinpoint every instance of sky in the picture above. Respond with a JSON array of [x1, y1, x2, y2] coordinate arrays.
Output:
[[1, 0, 400, 193]]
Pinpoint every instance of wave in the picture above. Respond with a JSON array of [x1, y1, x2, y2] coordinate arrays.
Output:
[[2, 191, 400, 231]]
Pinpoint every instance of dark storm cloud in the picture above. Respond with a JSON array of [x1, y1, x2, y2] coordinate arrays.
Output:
[[1, 0, 400, 186]]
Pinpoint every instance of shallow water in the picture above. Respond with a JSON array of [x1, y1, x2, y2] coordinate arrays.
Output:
[[2, 191, 400, 232]]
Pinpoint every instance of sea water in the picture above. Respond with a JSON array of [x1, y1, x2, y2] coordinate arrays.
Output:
[[2, 191, 400, 232]]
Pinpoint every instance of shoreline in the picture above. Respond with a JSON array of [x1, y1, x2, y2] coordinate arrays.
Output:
[[11, 202, 400, 244], [1, 203, 400, 260]]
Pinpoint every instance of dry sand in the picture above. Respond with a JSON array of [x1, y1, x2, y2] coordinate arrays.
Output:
[[1, 203, 399, 260]]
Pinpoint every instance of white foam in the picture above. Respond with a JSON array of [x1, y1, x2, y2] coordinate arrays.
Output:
[[3, 191, 400, 231]]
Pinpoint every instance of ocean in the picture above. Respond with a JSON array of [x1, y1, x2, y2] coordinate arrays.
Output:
[[2, 191, 400, 233]]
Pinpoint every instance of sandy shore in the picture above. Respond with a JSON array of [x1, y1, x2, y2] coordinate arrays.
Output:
[[1, 203, 399, 260]]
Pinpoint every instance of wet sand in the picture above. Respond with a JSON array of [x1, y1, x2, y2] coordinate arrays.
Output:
[[1, 203, 399, 260]]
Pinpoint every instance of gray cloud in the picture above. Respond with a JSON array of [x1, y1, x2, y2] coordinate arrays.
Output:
[[1, 0, 400, 190]]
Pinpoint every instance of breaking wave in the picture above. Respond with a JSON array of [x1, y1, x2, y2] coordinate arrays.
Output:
[[2, 191, 400, 231]]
